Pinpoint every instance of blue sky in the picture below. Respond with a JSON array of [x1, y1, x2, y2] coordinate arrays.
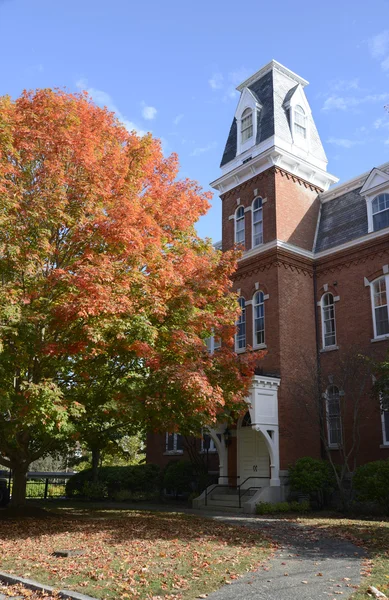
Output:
[[0, 0, 389, 242]]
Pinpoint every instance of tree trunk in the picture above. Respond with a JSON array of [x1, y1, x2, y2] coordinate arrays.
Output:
[[91, 448, 101, 483], [11, 467, 28, 507]]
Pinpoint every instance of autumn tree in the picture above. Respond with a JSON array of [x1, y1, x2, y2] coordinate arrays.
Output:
[[0, 89, 257, 505]]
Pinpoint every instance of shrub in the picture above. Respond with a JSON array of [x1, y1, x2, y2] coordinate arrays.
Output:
[[66, 464, 162, 499], [163, 461, 196, 496], [82, 481, 108, 500], [289, 457, 333, 506], [255, 500, 310, 515], [353, 459, 389, 513]]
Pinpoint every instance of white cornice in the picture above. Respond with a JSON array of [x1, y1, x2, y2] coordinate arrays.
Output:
[[239, 239, 314, 263], [320, 160, 389, 204], [252, 374, 281, 389], [210, 144, 338, 194], [236, 60, 308, 92]]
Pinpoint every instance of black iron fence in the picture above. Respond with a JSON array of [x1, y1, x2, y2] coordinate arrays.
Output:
[[0, 471, 75, 500]]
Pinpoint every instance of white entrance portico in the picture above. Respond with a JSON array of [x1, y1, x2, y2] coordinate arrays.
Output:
[[194, 375, 281, 513]]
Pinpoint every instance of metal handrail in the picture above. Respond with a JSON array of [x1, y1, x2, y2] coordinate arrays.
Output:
[[205, 475, 263, 508]]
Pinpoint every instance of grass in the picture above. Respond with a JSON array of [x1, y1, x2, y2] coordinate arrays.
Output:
[[296, 515, 389, 599], [0, 505, 272, 600]]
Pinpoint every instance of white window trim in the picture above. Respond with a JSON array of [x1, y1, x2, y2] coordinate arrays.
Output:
[[235, 205, 245, 246], [201, 431, 218, 453], [252, 197, 264, 249], [381, 404, 389, 447], [364, 185, 389, 234], [370, 274, 389, 340], [234, 88, 261, 157], [235, 297, 246, 352], [253, 290, 265, 349], [325, 387, 342, 450], [321, 292, 337, 349], [164, 432, 183, 455]]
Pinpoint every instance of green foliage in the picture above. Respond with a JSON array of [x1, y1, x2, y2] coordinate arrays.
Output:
[[66, 464, 162, 499], [353, 459, 389, 512], [162, 460, 197, 495], [81, 481, 108, 500], [255, 500, 310, 515], [289, 457, 333, 495]]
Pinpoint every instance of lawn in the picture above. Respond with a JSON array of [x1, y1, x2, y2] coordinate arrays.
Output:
[[0, 507, 272, 600], [297, 515, 389, 599]]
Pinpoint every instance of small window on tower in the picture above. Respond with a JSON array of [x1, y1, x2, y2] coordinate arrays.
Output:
[[294, 105, 306, 139], [241, 108, 253, 144]]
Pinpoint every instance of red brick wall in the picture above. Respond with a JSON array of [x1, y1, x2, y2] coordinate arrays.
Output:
[[316, 237, 389, 463], [146, 433, 220, 472]]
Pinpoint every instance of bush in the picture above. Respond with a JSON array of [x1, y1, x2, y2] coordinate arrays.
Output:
[[163, 461, 196, 496], [289, 457, 333, 507], [255, 500, 310, 515], [353, 459, 389, 513], [66, 464, 162, 500], [82, 481, 108, 500]]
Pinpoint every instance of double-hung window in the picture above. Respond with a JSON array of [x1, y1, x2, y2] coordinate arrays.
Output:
[[235, 297, 246, 351], [371, 276, 389, 338], [165, 433, 183, 454], [321, 293, 336, 348], [235, 206, 245, 246], [294, 105, 307, 139], [252, 197, 263, 247], [326, 385, 342, 448], [372, 193, 389, 232], [253, 291, 265, 346], [241, 108, 253, 144], [201, 432, 217, 453], [382, 405, 389, 446]]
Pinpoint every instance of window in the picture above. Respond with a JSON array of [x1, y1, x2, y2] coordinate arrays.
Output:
[[201, 432, 217, 453], [326, 385, 342, 448], [371, 276, 389, 338], [253, 291, 265, 346], [206, 335, 221, 353], [294, 105, 306, 139], [235, 297, 246, 351], [241, 108, 253, 144], [252, 197, 263, 247], [165, 433, 183, 454], [382, 406, 389, 446], [235, 206, 245, 246], [372, 193, 389, 232], [321, 293, 336, 347]]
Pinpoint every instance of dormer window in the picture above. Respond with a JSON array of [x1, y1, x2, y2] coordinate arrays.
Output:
[[294, 105, 306, 139], [372, 193, 389, 231], [241, 108, 253, 144]]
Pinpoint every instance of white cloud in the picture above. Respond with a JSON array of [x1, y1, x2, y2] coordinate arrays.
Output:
[[228, 67, 252, 86], [322, 93, 389, 111], [190, 141, 217, 156], [141, 103, 157, 120], [369, 30, 389, 59], [326, 137, 363, 149], [382, 56, 389, 71], [209, 73, 224, 90], [173, 114, 184, 125], [76, 79, 147, 136], [328, 78, 360, 92], [374, 117, 389, 130]]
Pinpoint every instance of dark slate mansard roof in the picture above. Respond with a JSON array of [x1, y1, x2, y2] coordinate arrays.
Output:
[[314, 187, 368, 253]]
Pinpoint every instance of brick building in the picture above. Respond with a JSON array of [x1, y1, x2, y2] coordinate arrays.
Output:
[[147, 60, 389, 511]]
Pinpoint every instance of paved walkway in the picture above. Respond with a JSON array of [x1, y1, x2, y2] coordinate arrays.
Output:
[[203, 514, 365, 600]]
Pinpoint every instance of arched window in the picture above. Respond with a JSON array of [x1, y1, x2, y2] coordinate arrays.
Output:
[[235, 205, 245, 246], [371, 276, 389, 338], [294, 105, 306, 139], [321, 293, 336, 348], [253, 291, 265, 346], [372, 193, 389, 231], [241, 411, 252, 427], [235, 297, 246, 351], [241, 108, 253, 143], [326, 385, 342, 447], [252, 197, 263, 247]]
